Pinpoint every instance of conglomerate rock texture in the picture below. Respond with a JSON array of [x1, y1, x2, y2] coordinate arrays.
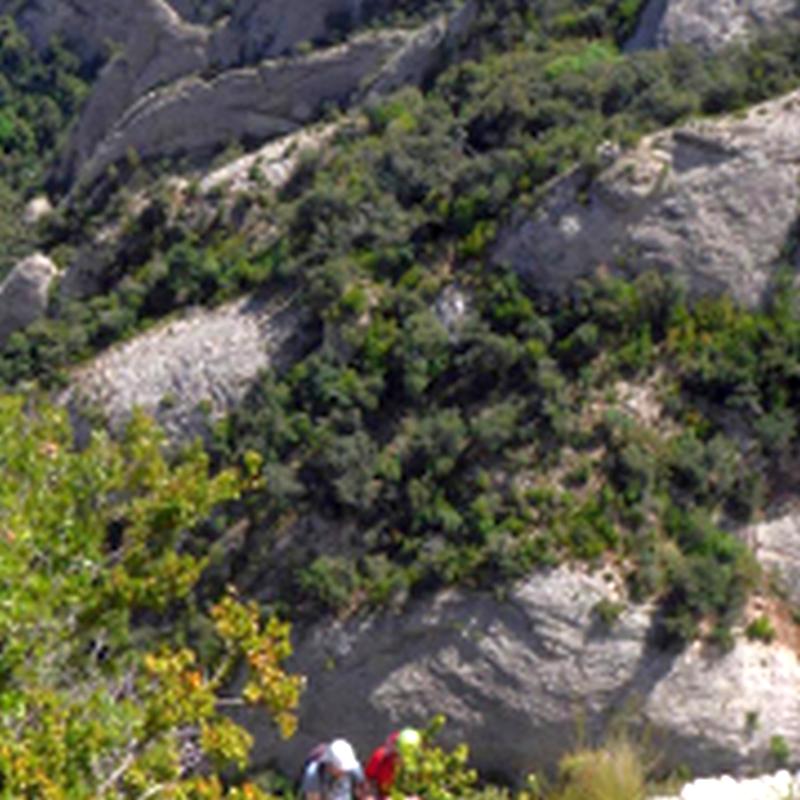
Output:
[[494, 90, 800, 307], [1, 0, 469, 188], [64, 292, 314, 441], [626, 0, 800, 52], [239, 566, 800, 783]]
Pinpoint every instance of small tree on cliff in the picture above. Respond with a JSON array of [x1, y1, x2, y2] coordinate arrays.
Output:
[[0, 396, 302, 798]]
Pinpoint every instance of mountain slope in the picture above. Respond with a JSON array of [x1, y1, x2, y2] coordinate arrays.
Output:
[[4, 0, 800, 786]]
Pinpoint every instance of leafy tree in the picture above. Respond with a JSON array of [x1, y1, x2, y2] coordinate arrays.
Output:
[[0, 397, 302, 798], [390, 715, 478, 800]]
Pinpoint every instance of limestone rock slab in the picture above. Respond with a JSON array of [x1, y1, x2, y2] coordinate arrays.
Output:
[[627, 0, 799, 53], [238, 566, 800, 782], [64, 293, 312, 441], [493, 90, 800, 308]]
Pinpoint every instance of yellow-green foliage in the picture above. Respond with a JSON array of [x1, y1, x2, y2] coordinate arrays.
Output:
[[0, 397, 302, 798], [390, 715, 479, 800], [386, 722, 650, 800], [549, 738, 647, 800]]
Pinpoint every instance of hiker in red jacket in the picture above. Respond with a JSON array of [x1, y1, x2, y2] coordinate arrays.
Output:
[[365, 728, 422, 800]]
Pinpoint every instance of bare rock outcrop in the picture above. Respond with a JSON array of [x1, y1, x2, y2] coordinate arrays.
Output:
[[8, 0, 469, 190], [7, 0, 204, 65], [744, 511, 800, 608], [239, 566, 800, 782], [55, 5, 209, 187], [4, 0, 207, 186], [0, 253, 58, 346], [209, 0, 387, 67], [199, 124, 336, 195], [71, 33, 399, 190], [22, 196, 53, 227], [68, 23, 447, 190], [64, 292, 313, 441], [364, 0, 477, 98], [626, 0, 799, 53], [493, 90, 800, 308]]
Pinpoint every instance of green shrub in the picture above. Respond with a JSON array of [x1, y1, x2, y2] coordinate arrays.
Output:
[[769, 734, 790, 768], [391, 715, 478, 800], [745, 615, 776, 643], [296, 555, 361, 612]]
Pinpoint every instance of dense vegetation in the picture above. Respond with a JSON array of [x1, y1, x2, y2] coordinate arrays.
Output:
[[6, 0, 800, 795], [0, 15, 92, 274], [7, 3, 800, 383], [4, 0, 800, 647], [0, 396, 302, 798]]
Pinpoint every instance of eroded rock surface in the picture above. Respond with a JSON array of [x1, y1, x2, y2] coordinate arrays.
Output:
[[240, 566, 800, 782], [209, 0, 389, 66], [56, 8, 209, 186], [73, 32, 404, 190], [199, 124, 336, 195], [743, 511, 800, 608], [65, 292, 313, 440], [626, 0, 799, 52], [5, 0, 199, 63], [67, 0, 471, 191], [4, 0, 465, 190], [494, 90, 800, 308], [0, 253, 58, 346]]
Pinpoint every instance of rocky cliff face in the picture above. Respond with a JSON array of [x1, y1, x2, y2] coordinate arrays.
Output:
[[209, 0, 386, 66], [626, 0, 799, 52], [745, 511, 800, 609], [494, 90, 800, 308], [8, 0, 800, 787], [55, 5, 209, 187], [69, 31, 405, 190], [238, 565, 800, 782], [4, 0, 466, 190]]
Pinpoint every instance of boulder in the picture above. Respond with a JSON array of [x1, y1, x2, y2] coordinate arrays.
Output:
[[642, 640, 800, 774], [434, 283, 472, 339], [493, 90, 800, 308], [64, 292, 313, 441], [626, 0, 799, 53], [238, 566, 800, 782], [22, 195, 53, 226], [0, 253, 58, 345]]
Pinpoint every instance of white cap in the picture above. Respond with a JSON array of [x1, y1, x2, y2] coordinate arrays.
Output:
[[324, 739, 359, 772]]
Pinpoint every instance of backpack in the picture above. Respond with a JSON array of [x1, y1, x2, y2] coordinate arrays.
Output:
[[295, 742, 328, 795]]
